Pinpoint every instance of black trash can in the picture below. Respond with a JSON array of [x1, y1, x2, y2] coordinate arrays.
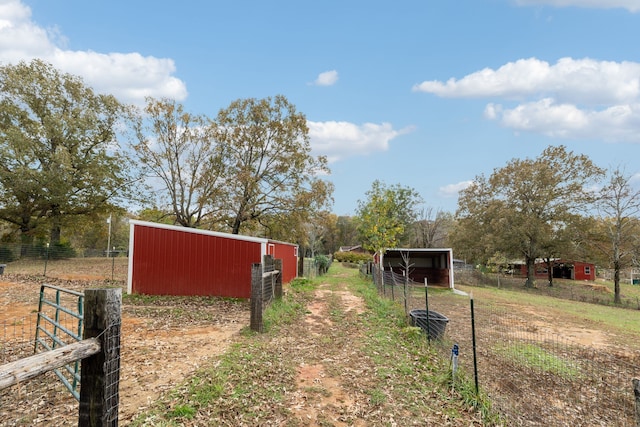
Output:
[[409, 309, 449, 340]]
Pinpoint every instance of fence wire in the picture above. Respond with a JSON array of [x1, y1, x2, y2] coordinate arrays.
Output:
[[263, 256, 276, 305], [367, 266, 639, 426], [96, 321, 122, 425], [0, 314, 79, 426]]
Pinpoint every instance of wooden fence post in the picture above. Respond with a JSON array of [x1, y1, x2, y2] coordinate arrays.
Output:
[[79, 288, 121, 427], [250, 263, 263, 332], [274, 259, 283, 299]]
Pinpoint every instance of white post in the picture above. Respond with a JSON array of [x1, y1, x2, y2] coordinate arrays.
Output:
[[106, 215, 112, 257]]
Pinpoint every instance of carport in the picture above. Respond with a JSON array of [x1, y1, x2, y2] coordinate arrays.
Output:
[[376, 248, 454, 288]]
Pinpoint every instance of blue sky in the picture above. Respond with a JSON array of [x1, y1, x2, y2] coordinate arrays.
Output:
[[2, 0, 640, 216]]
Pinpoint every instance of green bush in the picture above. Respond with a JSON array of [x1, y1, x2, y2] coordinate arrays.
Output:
[[333, 251, 372, 264], [49, 241, 77, 259], [315, 254, 331, 275]]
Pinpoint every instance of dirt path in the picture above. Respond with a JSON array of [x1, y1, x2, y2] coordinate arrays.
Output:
[[288, 283, 367, 426], [117, 312, 246, 423]]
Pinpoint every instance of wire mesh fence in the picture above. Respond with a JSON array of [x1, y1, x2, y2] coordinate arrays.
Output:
[[457, 269, 640, 311], [0, 313, 80, 425], [1, 284, 122, 426], [0, 251, 129, 284], [365, 265, 640, 426], [250, 255, 283, 332]]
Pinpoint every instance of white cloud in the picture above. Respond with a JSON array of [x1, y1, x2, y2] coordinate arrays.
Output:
[[416, 57, 640, 143], [0, 0, 187, 104], [494, 99, 640, 141], [413, 57, 640, 105], [313, 70, 339, 86], [514, 0, 640, 12], [307, 120, 412, 162], [484, 103, 503, 120], [439, 181, 473, 198]]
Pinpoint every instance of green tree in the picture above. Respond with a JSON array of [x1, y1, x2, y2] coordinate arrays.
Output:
[[356, 180, 423, 254], [135, 206, 175, 224], [213, 95, 332, 235], [133, 97, 225, 228], [0, 59, 138, 248], [454, 145, 603, 288]]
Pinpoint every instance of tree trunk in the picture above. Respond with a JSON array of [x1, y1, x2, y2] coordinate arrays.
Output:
[[525, 256, 536, 288], [614, 260, 621, 304], [546, 258, 554, 287], [49, 204, 62, 245], [231, 215, 242, 235], [50, 225, 61, 246], [19, 227, 35, 257], [231, 204, 246, 235]]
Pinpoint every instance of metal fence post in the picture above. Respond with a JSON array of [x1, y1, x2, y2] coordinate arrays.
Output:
[[470, 293, 479, 395], [79, 288, 121, 426]]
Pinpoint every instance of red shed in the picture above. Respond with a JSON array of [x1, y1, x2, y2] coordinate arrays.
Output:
[[127, 220, 298, 298], [533, 259, 596, 281]]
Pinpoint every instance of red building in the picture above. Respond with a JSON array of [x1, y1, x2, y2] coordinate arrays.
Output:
[[533, 259, 596, 281], [127, 220, 298, 298]]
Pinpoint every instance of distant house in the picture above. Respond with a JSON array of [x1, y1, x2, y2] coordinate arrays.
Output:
[[374, 248, 455, 288], [453, 259, 474, 271], [533, 259, 596, 281], [338, 245, 370, 254]]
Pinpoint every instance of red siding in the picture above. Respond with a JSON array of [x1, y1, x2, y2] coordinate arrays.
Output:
[[131, 225, 262, 298], [532, 260, 596, 281], [269, 241, 298, 284], [573, 261, 595, 281]]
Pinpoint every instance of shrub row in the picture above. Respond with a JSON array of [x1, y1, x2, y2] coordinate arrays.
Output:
[[333, 251, 373, 264]]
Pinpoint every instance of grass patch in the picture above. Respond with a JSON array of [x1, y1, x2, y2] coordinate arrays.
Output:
[[167, 404, 196, 419], [262, 296, 306, 331], [493, 342, 580, 379]]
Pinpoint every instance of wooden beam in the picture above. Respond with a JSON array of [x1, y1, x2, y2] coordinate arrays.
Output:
[[0, 338, 100, 390]]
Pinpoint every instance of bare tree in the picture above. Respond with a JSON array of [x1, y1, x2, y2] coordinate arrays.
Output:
[[133, 98, 225, 228], [593, 167, 640, 304], [410, 208, 453, 248], [213, 95, 331, 235]]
